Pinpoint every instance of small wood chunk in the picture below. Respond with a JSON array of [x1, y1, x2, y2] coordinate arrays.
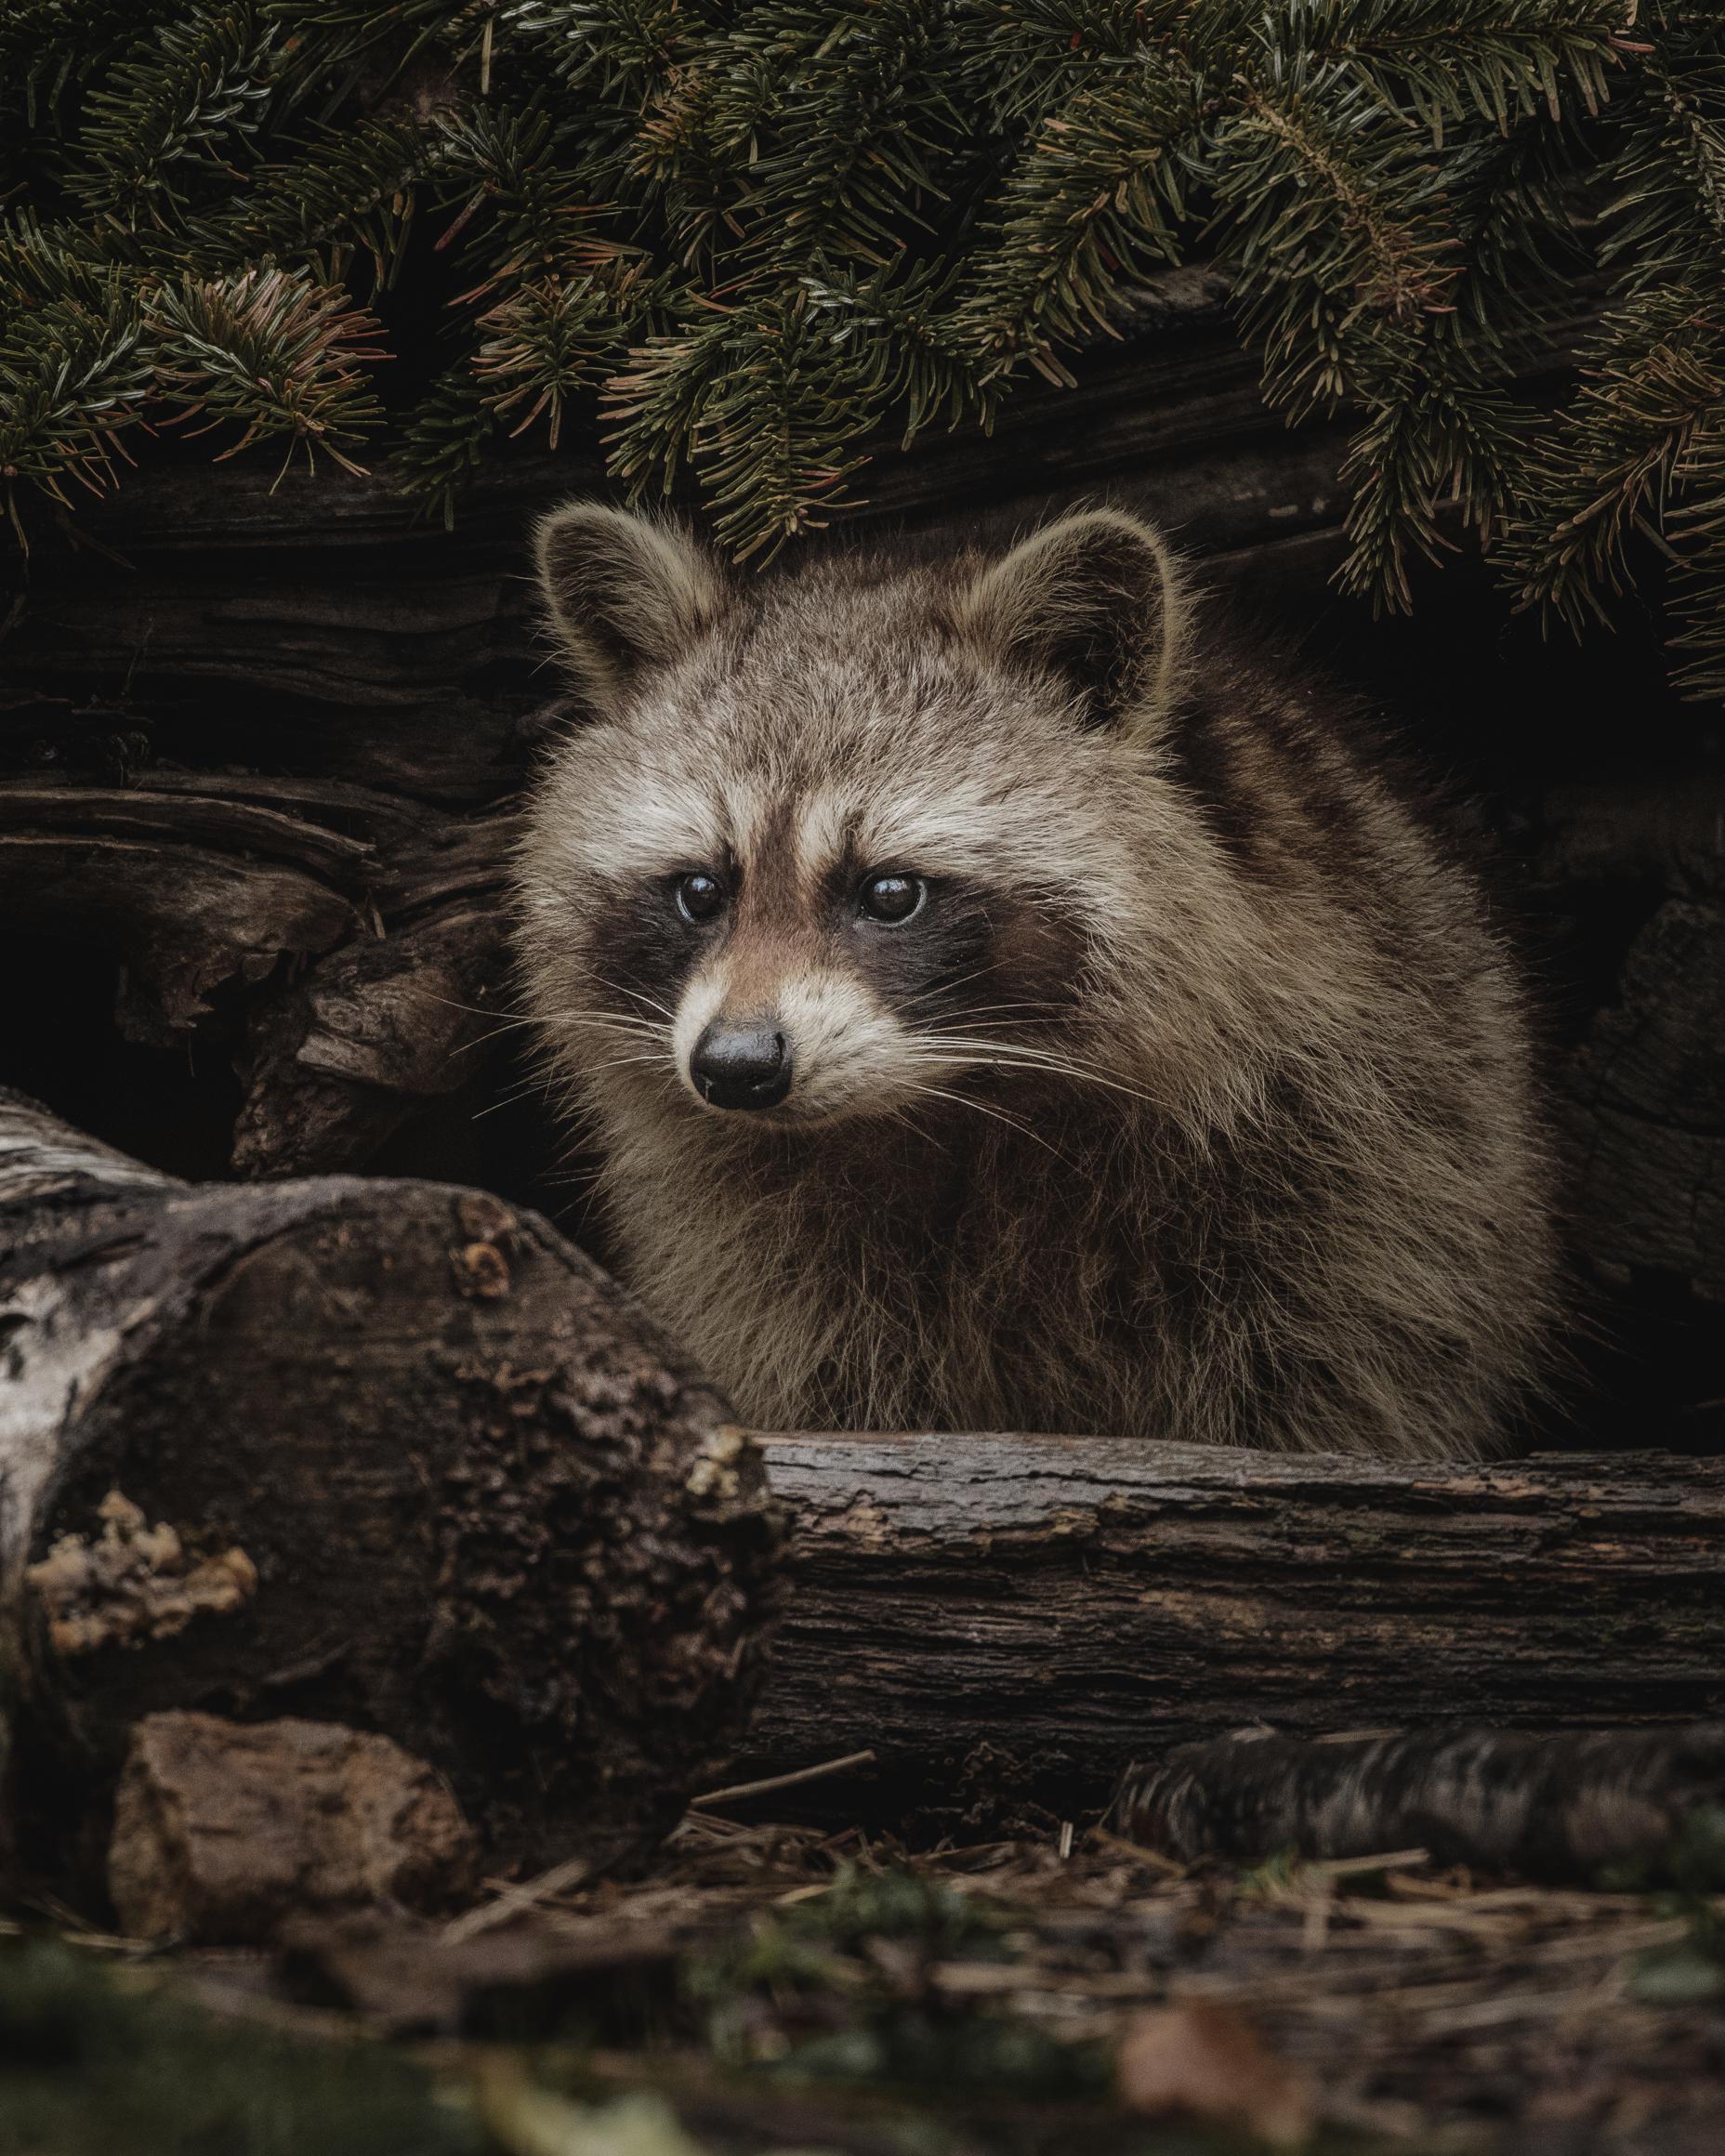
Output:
[[108, 1712, 479, 1943]]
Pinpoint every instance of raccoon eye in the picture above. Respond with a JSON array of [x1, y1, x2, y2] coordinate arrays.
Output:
[[675, 871, 726, 924], [859, 872, 925, 925]]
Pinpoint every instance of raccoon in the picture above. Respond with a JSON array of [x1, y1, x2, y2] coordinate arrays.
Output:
[[513, 502, 1559, 1460]]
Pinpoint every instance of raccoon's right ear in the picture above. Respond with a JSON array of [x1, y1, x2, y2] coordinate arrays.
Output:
[[955, 508, 1188, 734], [533, 502, 726, 714]]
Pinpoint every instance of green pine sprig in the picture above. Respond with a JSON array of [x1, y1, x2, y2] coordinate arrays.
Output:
[[5, 0, 1724, 704]]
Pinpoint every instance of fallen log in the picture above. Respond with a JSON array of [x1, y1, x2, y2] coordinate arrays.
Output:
[[747, 1432, 1725, 1828], [0, 1093, 783, 1895], [7, 1099, 1722, 1877], [1112, 1725, 1725, 1880]]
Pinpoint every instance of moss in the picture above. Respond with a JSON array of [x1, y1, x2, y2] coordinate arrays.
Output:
[[685, 1862, 1106, 2100], [0, 1937, 480, 2156]]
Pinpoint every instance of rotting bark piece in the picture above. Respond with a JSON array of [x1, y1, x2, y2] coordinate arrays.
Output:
[[0, 1090, 784, 1897], [1111, 1724, 1725, 1880], [108, 1712, 479, 1943], [231, 901, 510, 1177]]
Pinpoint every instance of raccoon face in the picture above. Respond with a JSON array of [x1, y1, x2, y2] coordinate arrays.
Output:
[[519, 503, 1187, 1131]]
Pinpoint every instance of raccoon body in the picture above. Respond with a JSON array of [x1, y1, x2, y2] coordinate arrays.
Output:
[[514, 505, 1559, 1460]]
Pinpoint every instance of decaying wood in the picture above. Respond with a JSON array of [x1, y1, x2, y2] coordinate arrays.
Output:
[[1112, 1724, 1725, 1879], [1535, 773, 1725, 1315], [0, 1092, 784, 1890], [108, 1712, 479, 1942], [744, 1432, 1725, 1824], [230, 810, 520, 1177]]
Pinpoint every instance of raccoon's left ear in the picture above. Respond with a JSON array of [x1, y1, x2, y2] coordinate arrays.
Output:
[[533, 501, 727, 716], [955, 508, 1188, 733]]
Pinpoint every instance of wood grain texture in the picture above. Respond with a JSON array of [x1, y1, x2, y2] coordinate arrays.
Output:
[[744, 1433, 1725, 1824]]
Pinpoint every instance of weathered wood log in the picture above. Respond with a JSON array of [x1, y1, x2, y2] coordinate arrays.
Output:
[[230, 809, 521, 1177], [0, 1093, 783, 1894], [0, 778, 518, 1175], [1112, 1724, 1725, 1880], [744, 1433, 1725, 1828]]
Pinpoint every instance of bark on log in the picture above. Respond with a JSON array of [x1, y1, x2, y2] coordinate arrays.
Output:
[[1110, 1724, 1725, 1880], [744, 1433, 1725, 1828], [0, 1093, 783, 1894]]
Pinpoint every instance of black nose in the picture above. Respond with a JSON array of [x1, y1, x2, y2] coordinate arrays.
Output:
[[690, 1021, 792, 1111]]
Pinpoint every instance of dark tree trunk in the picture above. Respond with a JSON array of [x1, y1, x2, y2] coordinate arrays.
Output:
[[0, 1093, 784, 1894]]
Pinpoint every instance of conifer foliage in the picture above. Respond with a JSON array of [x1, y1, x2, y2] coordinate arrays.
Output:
[[2, 3, 1722, 690]]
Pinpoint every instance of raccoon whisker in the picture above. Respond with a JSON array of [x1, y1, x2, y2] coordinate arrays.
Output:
[[451, 1019, 547, 1056], [583, 1052, 675, 1074], [911, 1039, 1163, 1111], [912, 1004, 1069, 1032], [470, 1092, 535, 1124], [901, 1083, 1073, 1166], [540, 1012, 669, 1043], [588, 975, 678, 1022], [468, 1071, 572, 1122], [892, 961, 1013, 1012], [413, 990, 533, 1025], [948, 1057, 1159, 1111]]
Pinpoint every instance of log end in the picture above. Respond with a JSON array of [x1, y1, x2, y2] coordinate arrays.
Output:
[[10, 1165, 787, 1890]]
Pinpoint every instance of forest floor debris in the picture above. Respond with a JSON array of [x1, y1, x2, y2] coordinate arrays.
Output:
[[7, 1808, 1725, 2156]]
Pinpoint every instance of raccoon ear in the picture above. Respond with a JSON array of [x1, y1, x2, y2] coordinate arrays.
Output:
[[533, 502, 725, 713], [956, 508, 1187, 731]]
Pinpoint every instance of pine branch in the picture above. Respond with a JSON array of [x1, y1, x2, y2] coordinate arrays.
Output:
[[1667, 411, 1725, 702], [1212, 48, 1459, 421], [1499, 283, 1724, 628], [605, 294, 872, 558], [1284, 0, 1627, 141], [186, 113, 435, 283], [473, 269, 654, 444], [392, 364, 502, 524], [702, 0, 960, 272], [1337, 350, 1531, 610], [0, 0, 1719, 687], [953, 54, 1200, 383], [148, 265, 388, 476], [0, 222, 151, 545], [0, 0, 183, 122], [71, 6, 283, 229], [1600, 26, 1725, 291]]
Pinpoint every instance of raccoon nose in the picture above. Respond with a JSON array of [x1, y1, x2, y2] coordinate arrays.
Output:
[[690, 1021, 792, 1111]]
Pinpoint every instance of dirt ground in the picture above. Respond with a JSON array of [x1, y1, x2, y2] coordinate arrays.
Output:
[[7, 1803, 1725, 2156]]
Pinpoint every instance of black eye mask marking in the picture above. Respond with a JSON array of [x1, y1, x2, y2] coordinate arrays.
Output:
[[589, 875, 718, 1023], [837, 872, 1086, 1037]]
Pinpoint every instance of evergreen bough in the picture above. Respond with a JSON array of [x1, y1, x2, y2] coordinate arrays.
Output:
[[3, 2, 1722, 692]]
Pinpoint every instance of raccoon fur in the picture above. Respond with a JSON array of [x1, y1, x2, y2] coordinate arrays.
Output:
[[513, 502, 1559, 1460]]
